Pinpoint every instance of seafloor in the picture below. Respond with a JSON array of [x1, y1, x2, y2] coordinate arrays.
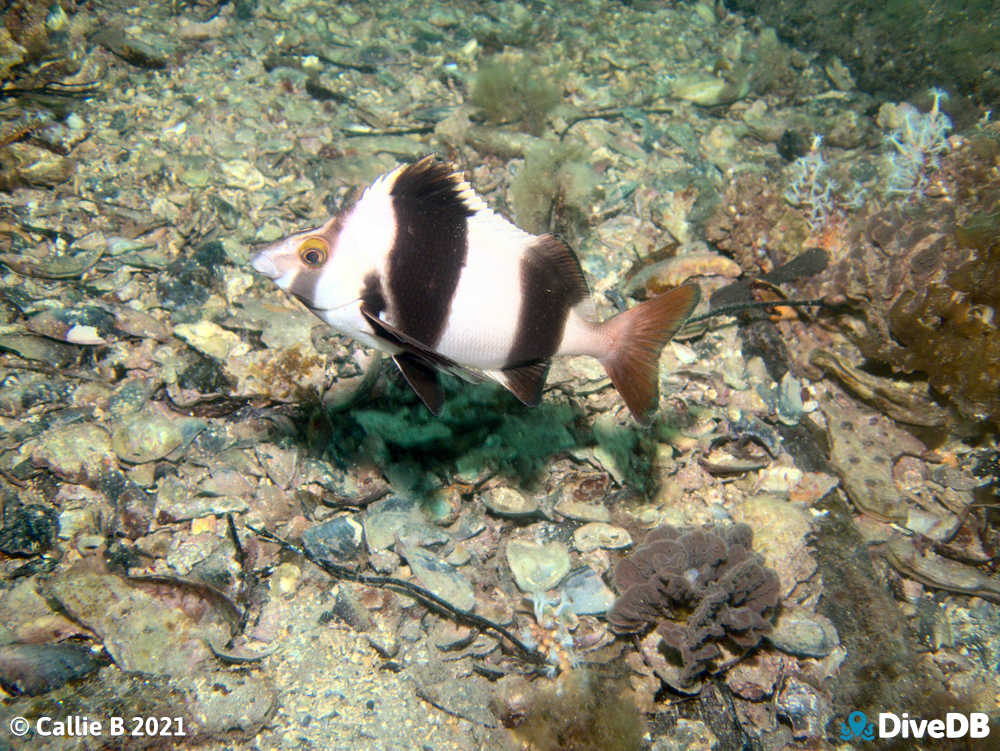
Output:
[[0, 1, 998, 750]]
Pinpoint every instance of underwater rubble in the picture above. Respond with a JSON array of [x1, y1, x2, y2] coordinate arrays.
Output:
[[0, 1, 998, 750]]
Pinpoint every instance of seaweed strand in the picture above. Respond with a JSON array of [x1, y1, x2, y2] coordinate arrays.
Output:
[[246, 523, 547, 666]]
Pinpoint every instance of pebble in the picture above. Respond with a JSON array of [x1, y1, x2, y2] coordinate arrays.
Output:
[[30, 423, 112, 484], [402, 546, 476, 612], [0, 642, 104, 696], [651, 718, 718, 751], [0, 504, 58, 556], [174, 320, 249, 361], [572, 522, 632, 553], [560, 566, 616, 615], [364, 496, 449, 551], [302, 516, 366, 565], [111, 412, 185, 464], [506, 539, 570, 593], [767, 609, 840, 658], [327, 587, 373, 631]]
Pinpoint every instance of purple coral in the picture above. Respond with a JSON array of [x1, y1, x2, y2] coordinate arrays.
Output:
[[607, 524, 780, 686]]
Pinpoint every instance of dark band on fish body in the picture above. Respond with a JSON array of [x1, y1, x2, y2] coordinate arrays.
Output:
[[361, 272, 386, 316], [505, 235, 590, 367], [288, 268, 323, 312], [387, 158, 474, 347]]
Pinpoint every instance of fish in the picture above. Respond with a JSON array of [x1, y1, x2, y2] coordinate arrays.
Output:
[[250, 157, 700, 423]]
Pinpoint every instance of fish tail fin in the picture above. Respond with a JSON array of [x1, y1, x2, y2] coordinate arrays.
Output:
[[598, 284, 700, 423]]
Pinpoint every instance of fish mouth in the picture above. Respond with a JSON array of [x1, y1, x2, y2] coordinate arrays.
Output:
[[250, 251, 280, 279]]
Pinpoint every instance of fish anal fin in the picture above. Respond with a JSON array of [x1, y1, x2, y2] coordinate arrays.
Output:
[[498, 361, 550, 406], [393, 353, 444, 414], [599, 284, 700, 423]]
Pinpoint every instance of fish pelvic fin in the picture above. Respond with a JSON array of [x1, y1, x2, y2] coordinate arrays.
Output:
[[598, 284, 700, 423]]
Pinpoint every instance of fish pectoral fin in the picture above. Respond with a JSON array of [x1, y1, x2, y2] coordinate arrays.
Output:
[[493, 361, 550, 406], [360, 304, 485, 384], [392, 353, 444, 415], [361, 304, 452, 367]]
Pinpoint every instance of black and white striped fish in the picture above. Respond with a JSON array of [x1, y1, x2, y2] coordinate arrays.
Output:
[[250, 157, 700, 422]]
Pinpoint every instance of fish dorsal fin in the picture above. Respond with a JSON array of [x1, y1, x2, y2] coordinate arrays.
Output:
[[390, 156, 487, 216], [492, 361, 550, 406], [392, 353, 444, 414], [526, 235, 592, 312]]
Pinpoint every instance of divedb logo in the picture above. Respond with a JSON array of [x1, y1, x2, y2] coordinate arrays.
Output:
[[839, 710, 991, 741]]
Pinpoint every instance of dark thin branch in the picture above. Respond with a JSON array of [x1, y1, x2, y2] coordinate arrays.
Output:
[[246, 523, 547, 666], [686, 298, 833, 325]]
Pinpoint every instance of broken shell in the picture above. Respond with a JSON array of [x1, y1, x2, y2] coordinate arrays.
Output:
[[27, 306, 116, 345], [885, 535, 1000, 602], [626, 250, 741, 299], [482, 487, 541, 519], [0, 245, 103, 279], [572, 522, 632, 552], [111, 412, 187, 464], [506, 539, 570, 593]]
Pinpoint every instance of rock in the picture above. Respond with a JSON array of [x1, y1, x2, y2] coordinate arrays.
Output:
[[111, 412, 187, 463], [364, 496, 449, 551], [30, 423, 112, 484], [401, 545, 476, 612], [45, 568, 231, 676], [302, 516, 366, 565], [174, 320, 249, 361], [561, 567, 615, 615], [767, 609, 840, 658], [506, 539, 570, 593], [0, 503, 58, 556], [573, 522, 632, 552], [0, 642, 104, 696]]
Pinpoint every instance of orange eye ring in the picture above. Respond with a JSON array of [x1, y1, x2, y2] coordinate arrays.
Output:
[[298, 237, 328, 267]]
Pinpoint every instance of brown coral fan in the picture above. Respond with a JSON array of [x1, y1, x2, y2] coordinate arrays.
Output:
[[607, 524, 780, 687]]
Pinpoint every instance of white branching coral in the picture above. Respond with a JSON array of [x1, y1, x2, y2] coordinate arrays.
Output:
[[783, 135, 841, 230], [884, 88, 952, 198]]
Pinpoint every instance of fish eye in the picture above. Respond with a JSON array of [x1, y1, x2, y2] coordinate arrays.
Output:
[[298, 237, 328, 267]]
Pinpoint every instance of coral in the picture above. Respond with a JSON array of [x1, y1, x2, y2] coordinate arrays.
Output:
[[788, 123, 1000, 426], [881, 88, 952, 199], [509, 138, 598, 235], [607, 524, 780, 687], [783, 136, 842, 230], [470, 52, 564, 135]]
